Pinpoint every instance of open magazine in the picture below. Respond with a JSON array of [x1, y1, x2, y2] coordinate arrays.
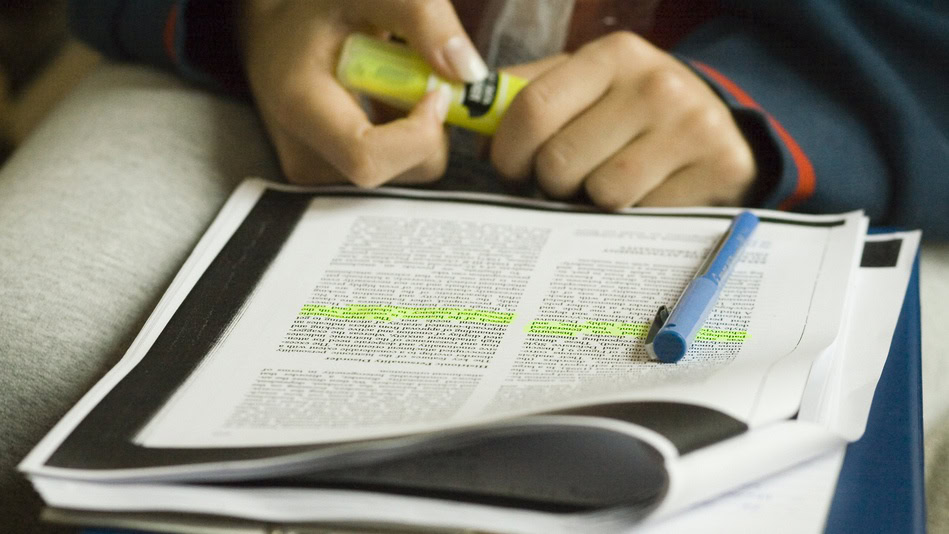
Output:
[[20, 179, 919, 533]]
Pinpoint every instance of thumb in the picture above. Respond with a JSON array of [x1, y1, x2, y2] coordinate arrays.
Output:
[[350, 0, 488, 83]]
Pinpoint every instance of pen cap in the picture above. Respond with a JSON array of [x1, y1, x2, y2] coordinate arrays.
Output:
[[653, 277, 719, 362], [336, 33, 528, 135]]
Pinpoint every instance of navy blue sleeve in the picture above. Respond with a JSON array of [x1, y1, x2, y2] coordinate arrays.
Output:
[[68, 0, 245, 91], [673, 0, 949, 238]]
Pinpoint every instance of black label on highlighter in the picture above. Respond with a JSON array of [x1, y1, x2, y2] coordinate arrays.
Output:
[[462, 72, 499, 118]]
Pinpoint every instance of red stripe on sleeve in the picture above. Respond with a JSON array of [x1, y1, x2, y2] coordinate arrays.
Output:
[[692, 62, 815, 211], [163, 4, 180, 64]]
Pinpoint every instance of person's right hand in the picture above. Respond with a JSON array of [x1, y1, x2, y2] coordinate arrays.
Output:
[[239, 0, 488, 187]]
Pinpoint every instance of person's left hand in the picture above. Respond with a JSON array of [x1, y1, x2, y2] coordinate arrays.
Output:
[[491, 31, 757, 209]]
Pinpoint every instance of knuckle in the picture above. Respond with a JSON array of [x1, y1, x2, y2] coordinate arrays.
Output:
[[535, 138, 574, 183], [601, 31, 646, 59], [609, 152, 647, 181], [586, 157, 647, 210], [280, 153, 308, 184], [587, 181, 633, 211], [489, 142, 522, 180], [717, 144, 756, 182], [686, 106, 728, 135], [511, 82, 556, 129], [503, 85, 556, 142], [407, 0, 445, 27], [338, 147, 381, 188], [641, 68, 687, 103]]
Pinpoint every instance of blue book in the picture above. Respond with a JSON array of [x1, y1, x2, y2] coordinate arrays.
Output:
[[825, 254, 925, 533]]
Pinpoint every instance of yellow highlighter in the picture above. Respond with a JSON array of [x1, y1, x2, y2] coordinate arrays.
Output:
[[336, 33, 528, 136]]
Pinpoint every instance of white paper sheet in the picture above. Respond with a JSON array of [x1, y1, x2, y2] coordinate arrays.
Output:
[[633, 448, 845, 534]]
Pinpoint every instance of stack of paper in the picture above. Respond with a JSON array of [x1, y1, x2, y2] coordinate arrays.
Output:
[[20, 179, 919, 533]]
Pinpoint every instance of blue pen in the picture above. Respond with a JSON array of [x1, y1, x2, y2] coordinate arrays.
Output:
[[645, 210, 759, 363]]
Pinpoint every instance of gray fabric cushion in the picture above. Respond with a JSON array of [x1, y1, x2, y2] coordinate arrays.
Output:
[[922, 241, 949, 534], [0, 63, 279, 532]]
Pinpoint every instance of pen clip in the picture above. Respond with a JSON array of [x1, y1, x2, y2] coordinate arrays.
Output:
[[696, 218, 739, 279], [644, 305, 670, 360], [664, 218, 740, 317]]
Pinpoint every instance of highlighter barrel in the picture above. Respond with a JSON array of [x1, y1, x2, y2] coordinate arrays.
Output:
[[336, 33, 527, 135]]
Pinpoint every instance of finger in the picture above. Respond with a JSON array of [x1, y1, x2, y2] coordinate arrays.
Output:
[[491, 50, 615, 180], [350, 0, 488, 82], [292, 76, 451, 187], [500, 54, 569, 81], [533, 88, 652, 199], [634, 164, 717, 207], [638, 149, 757, 207], [273, 110, 450, 187], [270, 129, 347, 186], [583, 130, 701, 210], [388, 132, 451, 185], [465, 56, 565, 151], [635, 105, 757, 207]]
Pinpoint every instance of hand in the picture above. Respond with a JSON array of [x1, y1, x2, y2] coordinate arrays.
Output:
[[491, 32, 757, 209], [239, 0, 487, 187]]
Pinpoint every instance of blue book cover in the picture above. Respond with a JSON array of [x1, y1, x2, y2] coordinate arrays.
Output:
[[825, 255, 925, 533]]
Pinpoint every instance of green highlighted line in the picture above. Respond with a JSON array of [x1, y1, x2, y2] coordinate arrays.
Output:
[[525, 320, 749, 342], [695, 328, 751, 342], [525, 321, 649, 338], [297, 305, 749, 341], [299, 304, 515, 325]]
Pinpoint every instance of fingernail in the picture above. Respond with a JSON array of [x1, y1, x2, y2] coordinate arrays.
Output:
[[434, 84, 451, 122], [443, 36, 489, 82]]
